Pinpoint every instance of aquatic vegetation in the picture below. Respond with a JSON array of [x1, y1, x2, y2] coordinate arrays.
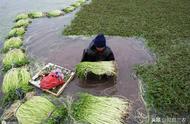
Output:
[[3, 37, 23, 52], [2, 67, 31, 94], [71, 2, 81, 8], [72, 93, 128, 124], [16, 96, 56, 124], [1, 67, 32, 106], [8, 27, 25, 37], [63, 0, 190, 116], [63, 6, 75, 13], [15, 13, 29, 22], [28, 11, 44, 18], [76, 61, 117, 79], [3, 49, 29, 71], [14, 19, 31, 28], [77, 0, 86, 4], [47, 10, 63, 17]]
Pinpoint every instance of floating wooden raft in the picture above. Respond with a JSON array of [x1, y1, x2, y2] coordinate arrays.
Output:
[[30, 63, 75, 96]]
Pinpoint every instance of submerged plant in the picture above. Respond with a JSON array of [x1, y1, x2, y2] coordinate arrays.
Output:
[[3, 37, 23, 52], [63, 6, 75, 13], [72, 93, 129, 124], [8, 27, 25, 37], [15, 13, 29, 22], [28, 11, 44, 18], [16, 96, 56, 124], [47, 10, 63, 17], [76, 61, 117, 79], [14, 19, 31, 28], [3, 49, 29, 71]]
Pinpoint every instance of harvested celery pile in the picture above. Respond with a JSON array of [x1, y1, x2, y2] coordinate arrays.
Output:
[[2, 67, 31, 94], [8, 27, 25, 37], [15, 13, 29, 21], [72, 93, 129, 124], [63, 6, 75, 13], [3, 37, 23, 52], [14, 19, 31, 28], [47, 10, 63, 17], [16, 96, 56, 124], [76, 61, 117, 79], [3, 49, 29, 71], [71, 2, 81, 8], [1, 67, 32, 106], [29, 11, 44, 18]]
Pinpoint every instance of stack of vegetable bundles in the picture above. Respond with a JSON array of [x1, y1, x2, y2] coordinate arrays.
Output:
[[72, 93, 129, 124], [76, 61, 117, 79]]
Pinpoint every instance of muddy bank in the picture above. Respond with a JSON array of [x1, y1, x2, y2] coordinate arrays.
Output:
[[24, 14, 154, 123]]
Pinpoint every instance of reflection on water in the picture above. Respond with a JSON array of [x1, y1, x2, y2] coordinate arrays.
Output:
[[0, 0, 78, 41]]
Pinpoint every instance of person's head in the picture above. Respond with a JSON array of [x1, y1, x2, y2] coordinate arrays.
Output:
[[93, 33, 106, 52]]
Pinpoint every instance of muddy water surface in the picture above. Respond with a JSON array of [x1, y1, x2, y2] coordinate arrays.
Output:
[[23, 13, 154, 123]]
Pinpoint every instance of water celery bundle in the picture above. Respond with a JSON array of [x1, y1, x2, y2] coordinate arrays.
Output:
[[76, 61, 117, 79], [63, 6, 75, 13], [15, 13, 29, 22], [8, 27, 25, 37], [71, 2, 81, 8], [14, 19, 31, 28], [16, 96, 56, 124], [72, 93, 129, 124], [78, 0, 86, 4], [2, 67, 31, 94], [47, 10, 63, 17], [3, 49, 29, 71], [3, 37, 23, 52], [29, 11, 44, 18]]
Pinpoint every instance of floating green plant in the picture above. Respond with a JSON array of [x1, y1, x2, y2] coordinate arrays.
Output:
[[15, 13, 29, 22], [3, 37, 23, 53], [16, 96, 56, 124], [47, 10, 63, 17], [76, 61, 117, 79], [8, 27, 25, 38], [28, 11, 44, 18], [14, 19, 31, 28], [71, 2, 81, 8], [63, 6, 75, 13], [72, 93, 129, 124], [3, 49, 29, 71]]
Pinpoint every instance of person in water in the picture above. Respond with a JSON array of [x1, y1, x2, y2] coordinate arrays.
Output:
[[81, 34, 115, 62]]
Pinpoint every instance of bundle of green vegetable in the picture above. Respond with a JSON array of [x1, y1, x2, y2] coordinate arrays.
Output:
[[1, 67, 32, 106], [16, 96, 56, 124], [43, 105, 68, 124], [63, 6, 75, 13], [76, 61, 117, 79], [14, 19, 31, 28], [78, 0, 86, 4], [71, 2, 81, 8], [28, 11, 44, 18], [47, 10, 63, 17], [3, 37, 23, 52], [2, 67, 31, 94], [72, 93, 129, 124], [8, 27, 25, 37], [15, 13, 29, 22], [3, 49, 29, 71]]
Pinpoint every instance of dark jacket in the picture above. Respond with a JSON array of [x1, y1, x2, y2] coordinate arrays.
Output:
[[81, 41, 115, 62]]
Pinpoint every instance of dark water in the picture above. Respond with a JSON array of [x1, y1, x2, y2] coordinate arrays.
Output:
[[0, 0, 78, 41], [23, 13, 154, 123]]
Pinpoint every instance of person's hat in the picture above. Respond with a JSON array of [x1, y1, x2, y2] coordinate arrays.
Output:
[[93, 33, 106, 48]]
